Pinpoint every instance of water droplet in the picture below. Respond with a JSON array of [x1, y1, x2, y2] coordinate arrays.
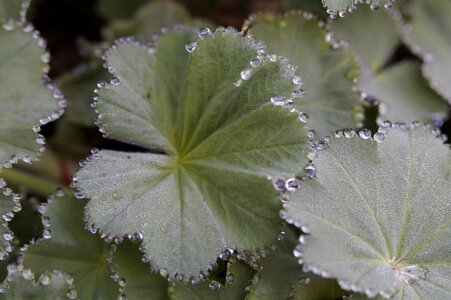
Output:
[[373, 132, 385, 143], [3, 231, 13, 241], [118, 278, 126, 288], [42, 216, 51, 228], [209, 281, 220, 290], [250, 58, 261, 68], [75, 190, 85, 199], [111, 76, 121, 85], [226, 272, 234, 283], [293, 75, 303, 85], [285, 178, 299, 191], [273, 178, 285, 191], [198, 27, 211, 38], [292, 88, 304, 98], [130, 231, 143, 242], [305, 165, 316, 178], [22, 269, 34, 280], [343, 128, 355, 139], [2, 213, 13, 222], [159, 268, 168, 278], [384, 2, 393, 9], [97, 80, 107, 88], [307, 130, 316, 139], [298, 112, 309, 123], [185, 41, 197, 53], [359, 128, 371, 140], [240, 69, 251, 80], [268, 54, 277, 62], [39, 273, 51, 285], [277, 231, 286, 241], [270, 96, 285, 106], [67, 289, 77, 299], [43, 229, 52, 239]]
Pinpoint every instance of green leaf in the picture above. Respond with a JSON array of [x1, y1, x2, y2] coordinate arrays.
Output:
[[321, 0, 395, 17], [246, 226, 346, 300], [401, 0, 451, 103], [169, 261, 254, 299], [0, 0, 26, 22], [75, 28, 309, 278], [283, 125, 451, 298], [110, 240, 168, 300], [96, 0, 147, 20], [360, 61, 448, 124], [331, 5, 448, 124], [0, 269, 72, 299], [57, 61, 106, 127], [245, 12, 362, 138], [22, 194, 119, 299], [0, 185, 20, 260], [0, 24, 63, 169], [104, 1, 192, 42], [282, 0, 328, 19]]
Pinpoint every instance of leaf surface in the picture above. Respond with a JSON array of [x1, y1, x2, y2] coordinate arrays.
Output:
[[245, 12, 362, 137], [75, 28, 309, 278], [284, 125, 451, 298], [23, 195, 119, 300]]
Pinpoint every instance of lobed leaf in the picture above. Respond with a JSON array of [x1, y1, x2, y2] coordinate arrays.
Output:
[[0, 23, 63, 169], [321, 0, 396, 17], [23, 194, 119, 299], [0, 0, 26, 23], [244, 12, 362, 138], [75, 27, 309, 278], [0, 183, 20, 261], [283, 124, 451, 299], [401, 0, 451, 103]]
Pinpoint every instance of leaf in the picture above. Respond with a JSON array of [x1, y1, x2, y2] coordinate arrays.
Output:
[[244, 12, 362, 138], [0, 185, 20, 260], [110, 240, 169, 300], [401, 0, 451, 103], [22, 194, 119, 299], [75, 27, 309, 278], [321, 0, 395, 17], [283, 125, 451, 299], [0, 23, 63, 169], [57, 61, 106, 127], [331, 5, 448, 124], [0, 0, 26, 22], [104, 1, 192, 42], [96, 0, 147, 20], [0, 269, 73, 299], [282, 0, 328, 19], [169, 261, 254, 299], [246, 226, 346, 300], [360, 61, 448, 124]]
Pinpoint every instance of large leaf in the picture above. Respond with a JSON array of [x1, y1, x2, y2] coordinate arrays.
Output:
[[0, 183, 20, 261], [0, 23, 63, 169], [22, 194, 119, 299], [169, 261, 254, 299], [246, 226, 346, 300], [245, 12, 362, 138], [110, 240, 168, 300], [283, 125, 451, 298], [321, 0, 396, 17], [331, 5, 448, 124], [0, 268, 72, 299], [401, 0, 451, 103], [75, 28, 309, 278]]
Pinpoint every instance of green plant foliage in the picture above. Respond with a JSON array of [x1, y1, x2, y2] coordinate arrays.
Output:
[[0, 23, 63, 169], [22, 194, 119, 299], [401, 0, 451, 103], [331, 5, 448, 124], [169, 261, 254, 299], [0, 0, 26, 22], [0, 269, 72, 299], [283, 0, 328, 19], [321, 0, 395, 17], [245, 12, 362, 138], [283, 125, 451, 299], [246, 226, 347, 300], [0, 186, 20, 261], [110, 240, 168, 300], [74, 27, 309, 278], [96, 0, 148, 20]]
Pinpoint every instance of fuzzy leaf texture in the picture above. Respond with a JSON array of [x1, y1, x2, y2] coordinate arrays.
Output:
[[245, 12, 362, 138], [75, 28, 309, 279], [23, 195, 119, 299], [283, 125, 451, 299], [401, 0, 451, 103], [321, 0, 395, 17], [0, 23, 62, 169]]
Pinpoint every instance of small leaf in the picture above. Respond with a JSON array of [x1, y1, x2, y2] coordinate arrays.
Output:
[[401, 0, 451, 103], [75, 28, 309, 278], [245, 12, 362, 138], [110, 240, 168, 300], [321, 0, 396, 17], [0, 24, 63, 169], [246, 226, 346, 300], [283, 125, 451, 298], [169, 261, 254, 299], [361, 61, 448, 124], [0, 269, 72, 299], [23, 194, 119, 299]]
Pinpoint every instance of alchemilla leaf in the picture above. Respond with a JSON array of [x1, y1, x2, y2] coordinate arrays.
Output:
[[0, 184, 20, 261], [321, 0, 396, 17], [0, 23, 64, 169], [23, 194, 119, 299], [75, 27, 309, 278], [283, 124, 451, 299], [245, 12, 362, 138], [401, 0, 451, 103]]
